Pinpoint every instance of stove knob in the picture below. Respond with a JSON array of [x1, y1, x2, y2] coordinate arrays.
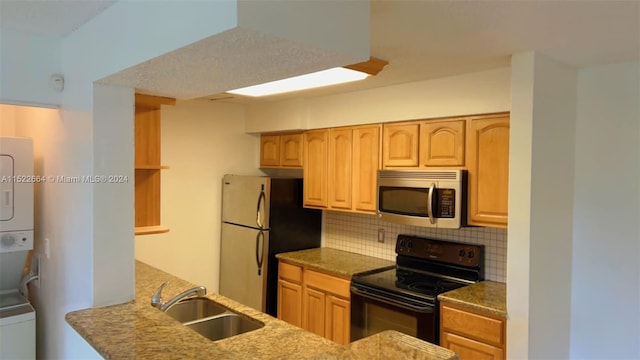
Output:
[[407, 240, 413, 250], [468, 250, 475, 258], [1, 234, 16, 248], [458, 249, 466, 257]]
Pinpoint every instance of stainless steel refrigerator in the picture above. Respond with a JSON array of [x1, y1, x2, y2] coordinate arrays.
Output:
[[219, 175, 321, 316]]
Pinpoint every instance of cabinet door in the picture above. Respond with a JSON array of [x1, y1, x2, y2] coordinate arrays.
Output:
[[420, 119, 465, 166], [277, 279, 302, 327], [466, 115, 510, 227], [302, 287, 326, 337], [303, 130, 329, 208], [328, 128, 353, 210], [352, 125, 381, 212], [280, 133, 303, 168], [383, 122, 420, 167], [325, 295, 351, 345], [260, 135, 281, 167], [441, 332, 504, 360]]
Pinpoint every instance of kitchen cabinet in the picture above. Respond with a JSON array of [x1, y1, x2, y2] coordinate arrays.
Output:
[[134, 93, 175, 235], [277, 260, 351, 345], [260, 132, 303, 168], [328, 128, 353, 210], [306, 125, 381, 214], [466, 114, 510, 228], [419, 118, 465, 167], [440, 303, 506, 360], [328, 125, 381, 213], [303, 268, 351, 345], [277, 262, 303, 327], [351, 125, 381, 212], [303, 129, 329, 208], [382, 122, 420, 168]]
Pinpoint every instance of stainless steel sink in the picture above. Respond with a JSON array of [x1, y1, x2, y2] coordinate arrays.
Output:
[[185, 313, 264, 341], [164, 297, 227, 323], [160, 297, 264, 341]]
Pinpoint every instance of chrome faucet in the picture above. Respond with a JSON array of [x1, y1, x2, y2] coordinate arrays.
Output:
[[151, 281, 207, 311]]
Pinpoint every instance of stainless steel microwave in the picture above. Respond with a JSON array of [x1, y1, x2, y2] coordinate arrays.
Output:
[[377, 169, 466, 228]]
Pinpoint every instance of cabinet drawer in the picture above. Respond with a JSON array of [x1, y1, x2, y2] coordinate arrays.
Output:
[[304, 269, 350, 299], [279, 262, 302, 283], [441, 304, 505, 346]]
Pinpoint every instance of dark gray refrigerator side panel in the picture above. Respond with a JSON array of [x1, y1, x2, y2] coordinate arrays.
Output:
[[264, 178, 321, 317]]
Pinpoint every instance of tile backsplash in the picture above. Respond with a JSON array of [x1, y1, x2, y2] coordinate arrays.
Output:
[[322, 211, 507, 283]]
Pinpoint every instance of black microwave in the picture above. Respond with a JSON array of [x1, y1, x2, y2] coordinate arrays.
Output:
[[376, 169, 466, 228]]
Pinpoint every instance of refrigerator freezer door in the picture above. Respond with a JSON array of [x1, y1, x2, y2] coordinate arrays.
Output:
[[219, 222, 269, 312], [222, 175, 270, 229]]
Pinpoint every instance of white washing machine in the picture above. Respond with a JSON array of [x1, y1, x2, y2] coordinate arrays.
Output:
[[0, 137, 36, 359]]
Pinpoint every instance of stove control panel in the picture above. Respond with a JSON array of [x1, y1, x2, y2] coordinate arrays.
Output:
[[396, 234, 482, 267]]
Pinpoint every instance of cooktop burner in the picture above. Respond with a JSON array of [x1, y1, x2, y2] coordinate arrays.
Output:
[[351, 235, 484, 303], [352, 266, 469, 301]]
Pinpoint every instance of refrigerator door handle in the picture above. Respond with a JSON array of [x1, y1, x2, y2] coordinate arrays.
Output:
[[256, 185, 266, 229], [255, 230, 265, 276]]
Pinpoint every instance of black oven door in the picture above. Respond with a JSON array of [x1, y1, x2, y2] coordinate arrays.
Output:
[[350, 284, 438, 344]]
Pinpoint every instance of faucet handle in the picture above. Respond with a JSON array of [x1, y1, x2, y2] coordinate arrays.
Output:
[[151, 281, 169, 308]]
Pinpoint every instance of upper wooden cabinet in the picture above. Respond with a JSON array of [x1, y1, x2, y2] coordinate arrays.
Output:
[[134, 94, 175, 236], [383, 118, 465, 168], [420, 118, 465, 167], [328, 128, 353, 210], [382, 122, 420, 167], [306, 125, 381, 213], [351, 125, 381, 212], [303, 130, 329, 208], [260, 132, 303, 168], [466, 114, 510, 227]]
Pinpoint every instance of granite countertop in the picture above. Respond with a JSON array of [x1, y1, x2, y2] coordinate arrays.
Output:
[[437, 281, 507, 318], [275, 247, 395, 278], [66, 260, 457, 360]]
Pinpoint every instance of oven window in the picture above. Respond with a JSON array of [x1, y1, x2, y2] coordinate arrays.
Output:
[[362, 302, 418, 338], [378, 186, 429, 217]]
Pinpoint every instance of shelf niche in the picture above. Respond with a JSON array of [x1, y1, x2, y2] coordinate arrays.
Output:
[[134, 93, 175, 235]]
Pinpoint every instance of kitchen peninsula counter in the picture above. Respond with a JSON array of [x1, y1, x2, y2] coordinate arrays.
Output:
[[275, 247, 395, 278], [66, 261, 457, 360], [438, 280, 507, 318]]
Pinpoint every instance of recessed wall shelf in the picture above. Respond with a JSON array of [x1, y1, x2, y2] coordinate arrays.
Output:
[[134, 93, 175, 235]]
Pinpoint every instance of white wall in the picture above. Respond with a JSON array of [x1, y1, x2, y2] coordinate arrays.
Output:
[[245, 67, 511, 132], [92, 84, 135, 307], [0, 104, 101, 359], [0, 30, 61, 107], [135, 100, 261, 292], [570, 61, 640, 359], [508, 52, 578, 359]]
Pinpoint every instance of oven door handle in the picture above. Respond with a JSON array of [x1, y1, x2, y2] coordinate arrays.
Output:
[[351, 286, 434, 313]]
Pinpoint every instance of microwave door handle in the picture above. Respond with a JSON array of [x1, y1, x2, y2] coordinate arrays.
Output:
[[427, 183, 436, 224]]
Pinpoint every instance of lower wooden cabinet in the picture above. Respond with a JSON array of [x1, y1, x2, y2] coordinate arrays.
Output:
[[442, 332, 504, 360], [440, 303, 506, 360], [277, 261, 351, 345], [277, 279, 302, 327]]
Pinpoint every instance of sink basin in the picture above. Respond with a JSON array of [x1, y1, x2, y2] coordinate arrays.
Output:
[[161, 297, 264, 341], [186, 313, 264, 341], [164, 297, 227, 323]]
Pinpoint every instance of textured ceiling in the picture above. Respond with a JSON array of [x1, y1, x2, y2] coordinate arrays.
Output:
[[99, 27, 360, 100], [1, 0, 638, 102]]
